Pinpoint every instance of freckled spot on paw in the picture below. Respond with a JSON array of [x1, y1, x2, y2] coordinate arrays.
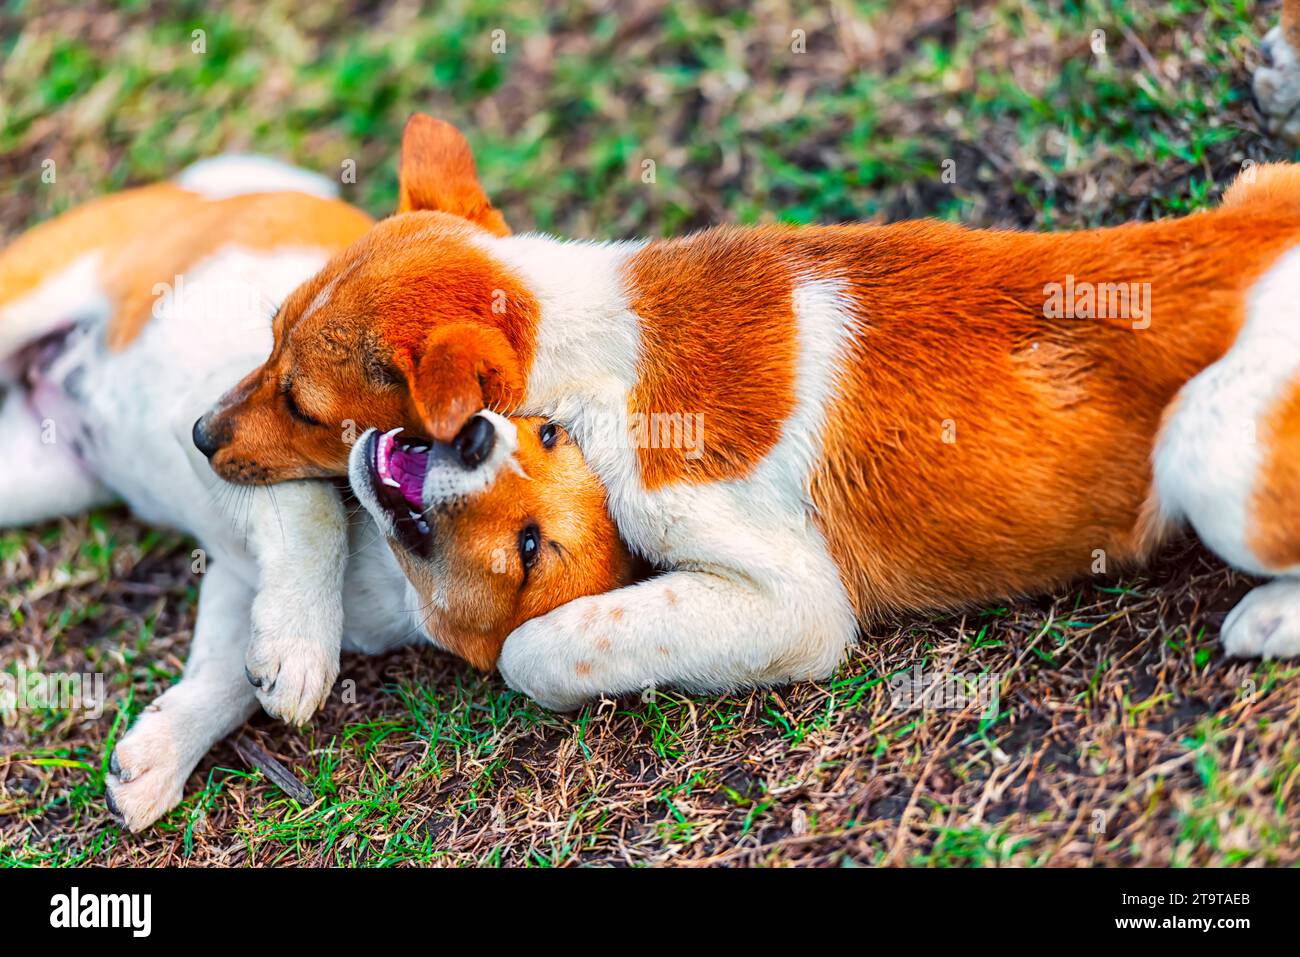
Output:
[[664, 588, 678, 606], [581, 606, 600, 631], [657, 646, 670, 657], [575, 660, 592, 676], [608, 606, 624, 622], [595, 636, 612, 653]]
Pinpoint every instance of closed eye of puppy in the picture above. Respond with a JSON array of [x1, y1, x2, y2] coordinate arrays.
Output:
[[348, 411, 642, 670]]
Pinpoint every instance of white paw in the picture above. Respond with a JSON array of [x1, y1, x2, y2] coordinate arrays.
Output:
[[105, 707, 190, 832], [1221, 579, 1300, 660], [245, 588, 341, 725], [1255, 26, 1300, 141], [497, 617, 594, 712]]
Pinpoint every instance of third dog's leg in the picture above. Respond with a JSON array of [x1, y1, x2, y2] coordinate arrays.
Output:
[[1255, 0, 1300, 142], [1220, 578, 1300, 658], [1155, 245, 1300, 659], [105, 559, 258, 831]]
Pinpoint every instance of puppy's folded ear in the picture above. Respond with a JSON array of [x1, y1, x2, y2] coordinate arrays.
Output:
[[397, 114, 511, 237], [401, 323, 525, 442]]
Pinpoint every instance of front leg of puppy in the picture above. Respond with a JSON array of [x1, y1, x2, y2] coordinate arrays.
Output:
[[243, 480, 347, 725], [1255, 0, 1300, 142], [106, 561, 258, 831], [497, 551, 856, 712]]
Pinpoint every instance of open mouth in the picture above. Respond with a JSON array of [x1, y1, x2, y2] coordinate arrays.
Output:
[[366, 428, 433, 551], [356, 413, 512, 555]]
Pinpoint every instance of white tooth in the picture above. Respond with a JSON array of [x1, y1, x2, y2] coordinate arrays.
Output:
[[408, 510, 421, 521], [383, 476, 400, 488], [411, 445, 428, 453], [377, 428, 402, 478]]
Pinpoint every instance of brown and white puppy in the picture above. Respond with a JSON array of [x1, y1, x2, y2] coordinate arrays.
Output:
[[203, 13, 1300, 712], [0, 155, 628, 829]]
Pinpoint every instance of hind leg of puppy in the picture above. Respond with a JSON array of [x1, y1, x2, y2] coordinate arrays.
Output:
[[0, 388, 113, 526], [1155, 247, 1300, 659], [105, 560, 258, 832], [1255, 0, 1300, 142]]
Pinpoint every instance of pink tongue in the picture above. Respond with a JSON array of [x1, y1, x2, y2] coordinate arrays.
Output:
[[388, 446, 429, 510]]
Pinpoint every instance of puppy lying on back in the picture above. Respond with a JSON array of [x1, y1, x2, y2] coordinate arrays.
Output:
[[200, 86, 1300, 713], [0, 159, 369, 827], [0, 154, 629, 830]]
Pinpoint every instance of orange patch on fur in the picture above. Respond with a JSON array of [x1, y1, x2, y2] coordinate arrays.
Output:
[[1250, 378, 1300, 570], [358, 215, 541, 440], [0, 182, 371, 356], [0, 184, 191, 312], [104, 191, 373, 349], [625, 229, 798, 488], [809, 202, 1300, 617]]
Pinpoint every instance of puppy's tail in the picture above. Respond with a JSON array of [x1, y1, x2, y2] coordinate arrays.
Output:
[[175, 154, 340, 201]]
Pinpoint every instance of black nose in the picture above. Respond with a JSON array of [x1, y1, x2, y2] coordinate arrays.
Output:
[[453, 415, 494, 469], [192, 414, 220, 459]]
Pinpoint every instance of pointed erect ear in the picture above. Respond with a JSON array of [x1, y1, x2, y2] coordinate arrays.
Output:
[[398, 322, 525, 442], [396, 114, 511, 236]]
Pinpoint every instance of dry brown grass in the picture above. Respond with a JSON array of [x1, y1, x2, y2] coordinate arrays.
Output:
[[4, 513, 1299, 866]]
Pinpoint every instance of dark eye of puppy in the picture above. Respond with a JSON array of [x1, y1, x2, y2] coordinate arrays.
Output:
[[519, 523, 541, 574], [539, 423, 558, 449]]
